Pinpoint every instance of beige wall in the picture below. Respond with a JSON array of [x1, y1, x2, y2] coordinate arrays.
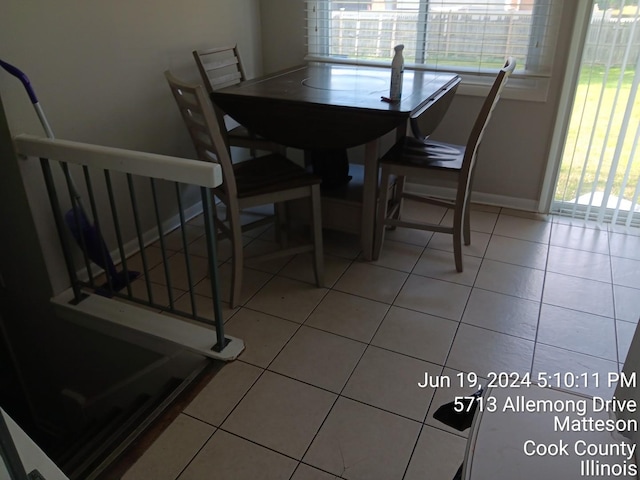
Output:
[[1, 0, 263, 293], [258, 1, 581, 210]]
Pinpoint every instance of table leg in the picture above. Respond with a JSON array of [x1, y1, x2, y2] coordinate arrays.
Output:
[[361, 139, 379, 261]]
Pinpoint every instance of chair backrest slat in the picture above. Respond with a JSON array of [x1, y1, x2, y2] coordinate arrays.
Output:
[[193, 45, 246, 95], [165, 71, 238, 197]]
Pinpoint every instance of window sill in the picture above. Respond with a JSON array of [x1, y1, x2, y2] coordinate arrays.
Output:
[[304, 55, 551, 103]]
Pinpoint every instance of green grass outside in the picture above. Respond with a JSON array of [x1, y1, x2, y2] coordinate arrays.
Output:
[[554, 65, 640, 206]]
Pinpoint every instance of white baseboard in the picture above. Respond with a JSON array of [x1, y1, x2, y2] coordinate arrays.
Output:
[[406, 182, 539, 212]]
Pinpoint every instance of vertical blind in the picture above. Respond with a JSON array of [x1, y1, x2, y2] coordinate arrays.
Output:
[[553, 2, 640, 228], [306, 0, 561, 78]]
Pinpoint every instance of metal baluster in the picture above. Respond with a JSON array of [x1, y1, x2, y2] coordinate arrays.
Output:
[[104, 170, 134, 297], [81, 165, 114, 293], [200, 187, 229, 352], [127, 174, 154, 304], [175, 183, 197, 318], [39, 158, 86, 304], [60, 161, 95, 288], [150, 178, 174, 310]]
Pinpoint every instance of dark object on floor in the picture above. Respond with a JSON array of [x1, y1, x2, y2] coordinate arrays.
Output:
[[453, 462, 463, 480], [307, 148, 352, 190], [432, 388, 483, 431]]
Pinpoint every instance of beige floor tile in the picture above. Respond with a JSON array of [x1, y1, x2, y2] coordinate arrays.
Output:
[[221, 371, 336, 459], [440, 209, 499, 234], [462, 289, 540, 340], [122, 414, 213, 480], [125, 245, 172, 274], [193, 265, 273, 306], [412, 248, 482, 286], [404, 425, 467, 480], [183, 361, 262, 426], [493, 214, 552, 243], [547, 245, 611, 282], [269, 326, 366, 392], [159, 224, 205, 252], [532, 343, 619, 398], [371, 306, 457, 365], [303, 397, 421, 480], [334, 262, 408, 304], [610, 232, 640, 261], [614, 285, 640, 322], [394, 275, 471, 321], [550, 223, 610, 254], [401, 200, 448, 224], [342, 346, 441, 421], [147, 253, 210, 291], [128, 277, 186, 309], [427, 230, 491, 258], [611, 256, 640, 289], [384, 226, 433, 247], [322, 230, 362, 260], [171, 291, 237, 323], [305, 290, 389, 343], [446, 324, 534, 377], [187, 235, 253, 264], [364, 239, 423, 272], [537, 304, 616, 361], [224, 308, 299, 367], [246, 276, 328, 323], [242, 238, 296, 273], [543, 272, 614, 318], [178, 430, 297, 480], [425, 367, 486, 437], [475, 259, 544, 301], [291, 463, 340, 480], [484, 235, 548, 270], [279, 252, 351, 287]]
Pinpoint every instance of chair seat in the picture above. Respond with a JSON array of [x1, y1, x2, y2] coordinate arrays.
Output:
[[382, 137, 465, 171], [233, 154, 321, 198], [227, 124, 267, 141]]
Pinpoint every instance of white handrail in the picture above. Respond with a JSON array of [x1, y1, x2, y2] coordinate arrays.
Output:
[[13, 134, 223, 188]]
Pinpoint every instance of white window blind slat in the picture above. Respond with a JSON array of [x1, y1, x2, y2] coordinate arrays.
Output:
[[306, 0, 561, 78]]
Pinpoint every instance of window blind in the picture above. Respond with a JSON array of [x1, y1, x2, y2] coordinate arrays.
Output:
[[306, 0, 562, 79]]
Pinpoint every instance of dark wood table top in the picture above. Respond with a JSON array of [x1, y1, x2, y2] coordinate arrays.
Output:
[[212, 63, 461, 150]]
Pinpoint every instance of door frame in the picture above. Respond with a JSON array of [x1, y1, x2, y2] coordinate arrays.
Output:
[[538, 1, 594, 213]]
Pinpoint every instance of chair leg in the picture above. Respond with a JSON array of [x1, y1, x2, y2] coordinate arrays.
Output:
[[453, 206, 464, 273], [373, 165, 392, 261], [463, 194, 472, 246], [310, 185, 324, 287], [228, 208, 244, 308], [392, 175, 406, 221]]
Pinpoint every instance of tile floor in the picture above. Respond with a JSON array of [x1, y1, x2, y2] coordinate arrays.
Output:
[[119, 201, 640, 480]]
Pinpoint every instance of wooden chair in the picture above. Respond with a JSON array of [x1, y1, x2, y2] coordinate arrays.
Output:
[[165, 71, 323, 307], [193, 45, 283, 155], [373, 58, 516, 272]]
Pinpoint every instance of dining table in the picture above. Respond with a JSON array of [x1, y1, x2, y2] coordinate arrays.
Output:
[[211, 62, 461, 260]]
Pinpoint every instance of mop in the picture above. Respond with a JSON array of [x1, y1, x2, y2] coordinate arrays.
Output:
[[1, 59, 139, 293]]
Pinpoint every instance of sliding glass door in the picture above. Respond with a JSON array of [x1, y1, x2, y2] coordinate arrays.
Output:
[[552, 1, 640, 227]]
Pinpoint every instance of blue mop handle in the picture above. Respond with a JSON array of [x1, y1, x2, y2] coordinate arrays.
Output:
[[0, 59, 85, 213], [0, 59, 56, 139]]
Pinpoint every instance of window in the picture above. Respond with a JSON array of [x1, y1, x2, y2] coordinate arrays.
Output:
[[306, 0, 563, 100]]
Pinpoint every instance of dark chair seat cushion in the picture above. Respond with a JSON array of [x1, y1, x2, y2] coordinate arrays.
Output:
[[382, 136, 465, 171], [233, 154, 321, 198]]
